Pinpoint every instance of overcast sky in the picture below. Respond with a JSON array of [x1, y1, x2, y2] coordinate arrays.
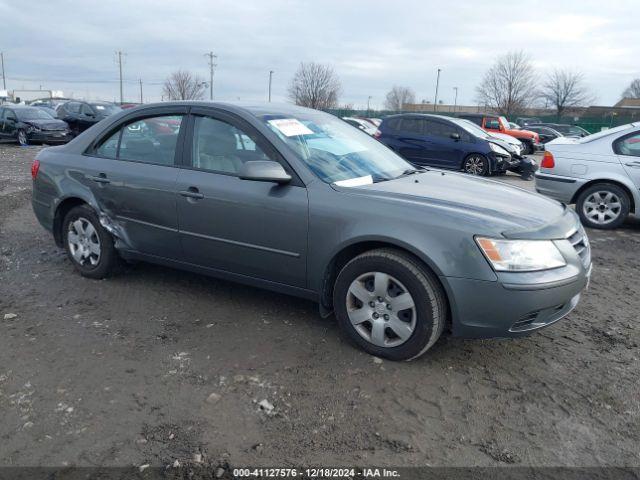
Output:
[[1, 0, 638, 108]]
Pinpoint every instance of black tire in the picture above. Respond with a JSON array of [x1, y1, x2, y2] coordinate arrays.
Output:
[[17, 129, 28, 146], [62, 204, 120, 279], [576, 183, 630, 230], [521, 140, 533, 155], [333, 248, 447, 361], [462, 154, 489, 176]]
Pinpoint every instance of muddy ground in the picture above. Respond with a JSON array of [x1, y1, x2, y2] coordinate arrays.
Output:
[[0, 144, 638, 470]]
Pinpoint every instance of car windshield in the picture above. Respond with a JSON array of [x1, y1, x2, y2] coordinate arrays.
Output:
[[15, 108, 54, 120], [258, 111, 414, 185], [91, 104, 122, 115], [453, 118, 490, 139]]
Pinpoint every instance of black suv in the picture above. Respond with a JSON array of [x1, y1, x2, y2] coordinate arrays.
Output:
[[56, 101, 122, 136]]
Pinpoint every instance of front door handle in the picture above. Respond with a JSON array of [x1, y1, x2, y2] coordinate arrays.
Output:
[[89, 174, 110, 184], [179, 187, 204, 200]]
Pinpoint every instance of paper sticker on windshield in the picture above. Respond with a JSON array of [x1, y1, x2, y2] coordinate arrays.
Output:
[[95, 105, 105, 110], [268, 118, 313, 137]]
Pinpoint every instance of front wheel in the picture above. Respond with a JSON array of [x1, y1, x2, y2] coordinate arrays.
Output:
[[333, 249, 447, 361], [17, 129, 28, 146], [463, 154, 489, 176], [521, 140, 534, 155], [62, 204, 120, 278], [576, 183, 630, 230]]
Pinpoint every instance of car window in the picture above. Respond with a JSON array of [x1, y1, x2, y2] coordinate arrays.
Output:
[[95, 129, 122, 158], [117, 115, 183, 165], [616, 132, 640, 157], [424, 120, 455, 138], [485, 118, 500, 129], [399, 118, 423, 135], [385, 118, 401, 132], [81, 104, 94, 115], [191, 116, 272, 175], [461, 116, 482, 127], [0, 108, 5, 120], [67, 102, 81, 114]]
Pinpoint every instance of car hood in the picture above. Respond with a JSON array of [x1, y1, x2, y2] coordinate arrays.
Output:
[[24, 119, 68, 130], [335, 170, 575, 239]]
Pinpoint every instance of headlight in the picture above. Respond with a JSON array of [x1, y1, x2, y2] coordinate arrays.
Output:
[[27, 125, 41, 133], [489, 143, 509, 156], [476, 237, 566, 272]]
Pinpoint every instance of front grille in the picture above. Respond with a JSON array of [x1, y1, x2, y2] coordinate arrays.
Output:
[[568, 227, 591, 268]]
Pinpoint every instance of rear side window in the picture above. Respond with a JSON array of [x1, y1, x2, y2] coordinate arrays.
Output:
[[400, 118, 423, 135], [485, 117, 500, 129], [93, 115, 183, 165], [424, 120, 453, 138], [66, 102, 81, 114], [615, 132, 640, 157], [384, 118, 401, 132]]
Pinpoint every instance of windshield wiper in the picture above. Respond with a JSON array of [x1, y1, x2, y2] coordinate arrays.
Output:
[[395, 168, 421, 179]]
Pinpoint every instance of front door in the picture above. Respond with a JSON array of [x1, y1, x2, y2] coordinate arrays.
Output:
[[84, 111, 187, 259], [176, 111, 309, 288]]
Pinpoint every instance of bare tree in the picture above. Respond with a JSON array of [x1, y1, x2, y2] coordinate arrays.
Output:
[[287, 62, 341, 109], [162, 70, 206, 101], [622, 79, 640, 99], [475, 51, 537, 116], [540, 69, 593, 118], [384, 86, 416, 110]]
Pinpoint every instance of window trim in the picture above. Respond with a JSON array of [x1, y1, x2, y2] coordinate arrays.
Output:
[[183, 108, 304, 187]]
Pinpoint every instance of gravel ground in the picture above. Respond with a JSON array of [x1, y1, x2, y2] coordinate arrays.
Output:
[[0, 144, 638, 470]]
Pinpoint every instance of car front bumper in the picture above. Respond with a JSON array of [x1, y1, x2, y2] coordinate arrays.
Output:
[[444, 223, 592, 339], [27, 131, 72, 143]]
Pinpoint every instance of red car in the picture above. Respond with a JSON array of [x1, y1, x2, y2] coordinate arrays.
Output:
[[459, 114, 542, 155]]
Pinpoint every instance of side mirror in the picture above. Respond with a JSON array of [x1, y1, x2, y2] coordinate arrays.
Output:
[[450, 132, 461, 141], [238, 161, 292, 184]]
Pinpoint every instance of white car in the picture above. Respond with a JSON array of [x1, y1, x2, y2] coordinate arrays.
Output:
[[342, 117, 378, 136], [489, 132, 524, 156], [535, 123, 640, 229]]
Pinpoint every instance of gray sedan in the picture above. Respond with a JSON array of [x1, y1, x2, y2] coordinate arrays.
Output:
[[32, 102, 591, 360]]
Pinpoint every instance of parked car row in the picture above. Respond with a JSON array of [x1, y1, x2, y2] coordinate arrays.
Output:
[[0, 99, 122, 145]]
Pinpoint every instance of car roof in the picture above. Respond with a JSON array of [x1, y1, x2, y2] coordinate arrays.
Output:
[[382, 113, 454, 122], [123, 101, 327, 119]]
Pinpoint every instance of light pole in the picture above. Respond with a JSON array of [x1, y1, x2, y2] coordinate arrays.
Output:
[[453, 86, 458, 113], [367, 95, 372, 112], [268, 70, 274, 102], [205, 51, 217, 100], [433, 68, 441, 112], [0, 52, 6, 90]]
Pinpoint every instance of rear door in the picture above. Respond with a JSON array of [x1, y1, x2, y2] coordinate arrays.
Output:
[[4, 109, 18, 139], [616, 131, 640, 189], [84, 107, 187, 259], [421, 119, 466, 168], [175, 109, 309, 288], [0, 108, 6, 140], [393, 117, 432, 166]]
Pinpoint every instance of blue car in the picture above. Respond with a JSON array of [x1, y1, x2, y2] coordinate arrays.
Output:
[[376, 114, 514, 176]]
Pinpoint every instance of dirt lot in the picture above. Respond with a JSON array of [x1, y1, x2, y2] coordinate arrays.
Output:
[[0, 144, 638, 470]]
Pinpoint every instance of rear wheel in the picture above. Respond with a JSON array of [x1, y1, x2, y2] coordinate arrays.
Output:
[[333, 249, 447, 361], [62, 205, 119, 278], [463, 154, 489, 176], [576, 183, 630, 230]]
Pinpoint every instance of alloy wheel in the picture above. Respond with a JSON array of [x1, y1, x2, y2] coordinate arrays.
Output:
[[582, 191, 622, 226], [464, 156, 486, 175], [346, 272, 417, 348], [67, 217, 101, 267], [17, 130, 28, 146]]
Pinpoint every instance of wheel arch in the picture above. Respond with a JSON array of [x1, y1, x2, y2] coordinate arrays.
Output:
[[52, 196, 92, 247], [318, 238, 452, 328], [571, 178, 636, 214]]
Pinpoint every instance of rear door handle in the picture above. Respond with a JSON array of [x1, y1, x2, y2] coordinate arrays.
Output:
[[89, 174, 110, 184], [179, 187, 204, 200]]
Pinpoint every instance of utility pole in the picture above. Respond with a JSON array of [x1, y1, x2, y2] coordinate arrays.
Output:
[[139, 78, 143, 103], [268, 70, 274, 102], [205, 51, 217, 100], [367, 95, 372, 112], [433, 68, 441, 112], [453, 87, 458, 113], [115, 50, 125, 104], [1, 52, 6, 90]]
